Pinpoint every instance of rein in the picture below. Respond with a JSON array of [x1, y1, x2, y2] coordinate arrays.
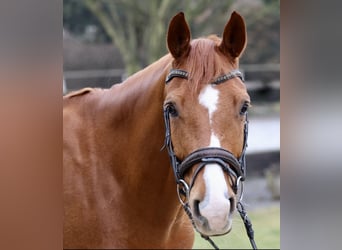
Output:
[[163, 68, 257, 250]]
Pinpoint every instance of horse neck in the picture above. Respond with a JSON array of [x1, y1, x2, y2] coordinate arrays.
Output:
[[85, 56, 193, 247], [99, 54, 182, 211]]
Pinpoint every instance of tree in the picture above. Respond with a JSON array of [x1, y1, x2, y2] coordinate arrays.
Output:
[[83, 0, 234, 75], [241, 0, 280, 64], [63, 0, 110, 43], [64, 0, 279, 76]]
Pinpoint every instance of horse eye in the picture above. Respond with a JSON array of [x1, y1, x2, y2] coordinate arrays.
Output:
[[166, 103, 179, 117], [240, 102, 249, 115]]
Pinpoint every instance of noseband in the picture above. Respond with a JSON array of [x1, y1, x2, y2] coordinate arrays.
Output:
[[163, 68, 257, 250]]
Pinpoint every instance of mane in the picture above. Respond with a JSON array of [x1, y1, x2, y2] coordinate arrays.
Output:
[[110, 35, 230, 100], [119, 54, 172, 87], [178, 35, 230, 94]]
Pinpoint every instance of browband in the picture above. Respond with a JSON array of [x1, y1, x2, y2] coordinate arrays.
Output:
[[165, 69, 188, 83], [210, 69, 244, 84], [165, 68, 244, 85]]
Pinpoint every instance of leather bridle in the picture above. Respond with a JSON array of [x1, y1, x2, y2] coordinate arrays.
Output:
[[163, 68, 257, 249]]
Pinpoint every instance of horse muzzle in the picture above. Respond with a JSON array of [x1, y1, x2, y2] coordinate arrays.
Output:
[[188, 162, 235, 236]]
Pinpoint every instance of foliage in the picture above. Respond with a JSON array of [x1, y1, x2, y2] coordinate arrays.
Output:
[[63, 0, 279, 75], [63, 0, 110, 43], [82, 0, 236, 74], [241, 0, 280, 64]]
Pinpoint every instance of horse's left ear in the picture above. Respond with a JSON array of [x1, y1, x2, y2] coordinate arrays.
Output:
[[219, 11, 247, 59]]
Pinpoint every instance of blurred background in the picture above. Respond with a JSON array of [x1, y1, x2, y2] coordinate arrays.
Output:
[[63, 0, 279, 248]]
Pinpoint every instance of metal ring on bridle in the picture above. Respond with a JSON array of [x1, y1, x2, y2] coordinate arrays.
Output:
[[236, 176, 244, 202], [176, 179, 190, 206]]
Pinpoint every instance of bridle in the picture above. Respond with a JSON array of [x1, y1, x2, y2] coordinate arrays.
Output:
[[163, 68, 257, 249]]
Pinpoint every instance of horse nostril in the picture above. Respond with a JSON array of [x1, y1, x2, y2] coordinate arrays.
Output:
[[193, 199, 201, 217], [229, 197, 235, 214], [192, 199, 209, 228]]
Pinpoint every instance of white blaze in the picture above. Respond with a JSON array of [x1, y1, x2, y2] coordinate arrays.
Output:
[[198, 85, 230, 232], [199, 85, 219, 122], [209, 134, 221, 148]]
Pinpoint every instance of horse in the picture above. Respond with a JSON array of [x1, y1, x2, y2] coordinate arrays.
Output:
[[64, 11, 251, 249]]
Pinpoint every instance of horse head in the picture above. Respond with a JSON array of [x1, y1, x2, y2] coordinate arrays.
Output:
[[164, 11, 250, 237]]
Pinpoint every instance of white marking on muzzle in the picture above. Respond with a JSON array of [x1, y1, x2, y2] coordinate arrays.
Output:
[[198, 85, 231, 232]]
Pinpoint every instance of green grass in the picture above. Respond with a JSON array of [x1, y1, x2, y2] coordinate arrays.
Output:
[[193, 205, 280, 249]]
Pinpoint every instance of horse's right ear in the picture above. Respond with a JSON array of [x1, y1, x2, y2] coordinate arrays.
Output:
[[167, 12, 191, 59]]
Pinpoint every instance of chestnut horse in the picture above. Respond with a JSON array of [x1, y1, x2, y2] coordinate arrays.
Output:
[[64, 11, 251, 249]]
